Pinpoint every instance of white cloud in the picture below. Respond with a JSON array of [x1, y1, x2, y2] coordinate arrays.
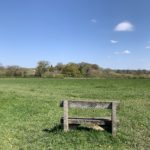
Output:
[[110, 40, 118, 44], [123, 50, 131, 54], [114, 50, 131, 55], [114, 21, 134, 31], [91, 19, 97, 23], [145, 46, 150, 49]]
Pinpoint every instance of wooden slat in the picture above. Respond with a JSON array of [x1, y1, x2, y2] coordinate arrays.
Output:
[[112, 102, 117, 137], [68, 101, 112, 109], [60, 101, 115, 109], [63, 100, 69, 131], [61, 117, 111, 125]]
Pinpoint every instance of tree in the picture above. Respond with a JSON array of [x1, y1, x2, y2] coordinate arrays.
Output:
[[6, 66, 26, 77], [62, 63, 81, 77], [78, 62, 102, 77], [0, 64, 5, 77], [55, 63, 64, 72], [35, 61, 49, 77]]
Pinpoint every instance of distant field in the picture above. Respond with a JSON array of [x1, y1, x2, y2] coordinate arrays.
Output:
[[0, 78, 150, 150]]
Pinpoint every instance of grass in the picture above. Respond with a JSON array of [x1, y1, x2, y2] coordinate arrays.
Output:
[[0, 78, 150, 150]]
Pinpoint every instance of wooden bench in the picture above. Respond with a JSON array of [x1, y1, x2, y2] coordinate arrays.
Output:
[[60, 100, 119, 137]]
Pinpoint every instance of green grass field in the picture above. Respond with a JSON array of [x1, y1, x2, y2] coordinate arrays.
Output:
[[0, 78, 150, 150]]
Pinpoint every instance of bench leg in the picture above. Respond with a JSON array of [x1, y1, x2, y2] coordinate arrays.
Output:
[[112, 102, 117, 137], [64, 100, 69, 131]]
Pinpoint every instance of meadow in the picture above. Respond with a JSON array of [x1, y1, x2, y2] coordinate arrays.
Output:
[[0, 78, 150, 150]]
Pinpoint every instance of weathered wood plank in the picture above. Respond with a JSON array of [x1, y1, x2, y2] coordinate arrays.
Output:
[[112, 102, 117, 137], [68, 101, 112, 109], [60, 101, 116, 109], [61, 117, 111, 125], [63, 100, 69, 131]]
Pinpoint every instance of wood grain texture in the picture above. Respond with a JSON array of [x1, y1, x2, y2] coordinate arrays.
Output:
[[112, 102, 117, 137], [60, 100, 118, 109], [61, 117, 111, 125], [63, 100, 69, 131]]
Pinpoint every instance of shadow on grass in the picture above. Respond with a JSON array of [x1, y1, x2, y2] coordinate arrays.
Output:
[[43, 124, 112, 133], [43, 125, 62, 133]]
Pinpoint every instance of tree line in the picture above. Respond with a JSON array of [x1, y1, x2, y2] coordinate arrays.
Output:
[[0, 61, 150, 78]]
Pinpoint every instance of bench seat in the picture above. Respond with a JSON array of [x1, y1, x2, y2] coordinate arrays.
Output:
[[61, 117, 111, 125]]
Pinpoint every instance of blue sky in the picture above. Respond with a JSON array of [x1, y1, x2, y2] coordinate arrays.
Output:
[[0, 0, 150, 69]]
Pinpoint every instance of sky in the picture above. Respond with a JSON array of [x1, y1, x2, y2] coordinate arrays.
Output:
[[0, 0, 150, 69]]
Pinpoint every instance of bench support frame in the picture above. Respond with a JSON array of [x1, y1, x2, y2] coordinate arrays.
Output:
[[60, 100, 119, 137]]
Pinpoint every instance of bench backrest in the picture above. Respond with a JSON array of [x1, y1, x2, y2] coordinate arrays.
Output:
[[60, 100, 119, 109]]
